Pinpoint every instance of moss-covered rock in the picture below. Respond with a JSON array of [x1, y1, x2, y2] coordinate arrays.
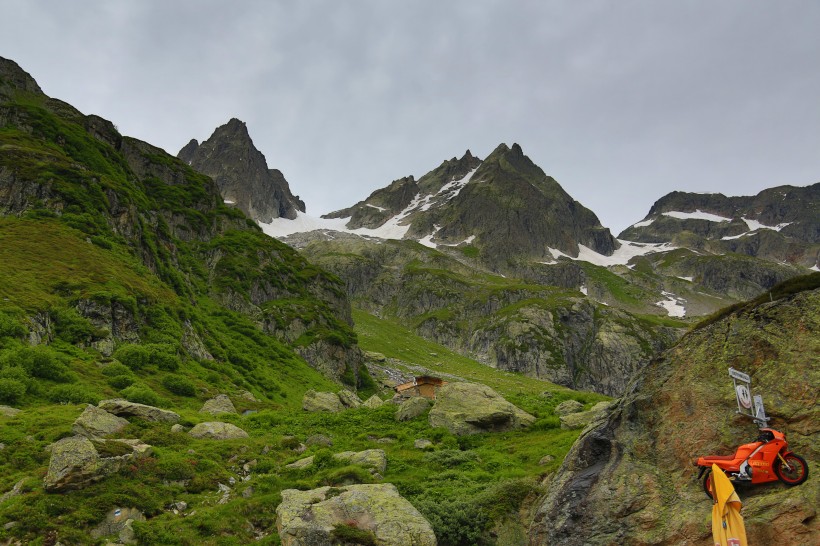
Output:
[[395, 397, 430, 422], [199, 394, 237, 415], [301, 390, 344, 413], [188, 421, 248, 440], [428, 382, 535, 435], [72, 404, 129, 438], [276, 484, 436, 546], [98, 399, 180, 423]]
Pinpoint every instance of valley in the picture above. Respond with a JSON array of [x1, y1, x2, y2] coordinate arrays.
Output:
[[0, 55, 817, 545]]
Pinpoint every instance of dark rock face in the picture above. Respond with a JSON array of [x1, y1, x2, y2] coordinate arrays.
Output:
[[321, 144, 618, 268], [417, 143, 619, 263], [0, 57, 42, 97], [528, 282, 820, 545], [178, 119, 305, 223], [620, 184, 820, 267]]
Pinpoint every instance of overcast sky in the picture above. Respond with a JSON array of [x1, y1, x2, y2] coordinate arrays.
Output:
[[2, 0, 818, 234]]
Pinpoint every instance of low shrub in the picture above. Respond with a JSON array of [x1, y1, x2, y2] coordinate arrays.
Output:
[[0, 377, 26, 404], [161, 375, 196, 397], [120, 385, 161, 407], [47, 384, 100, 405]]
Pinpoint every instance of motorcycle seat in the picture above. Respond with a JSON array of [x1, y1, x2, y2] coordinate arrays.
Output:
[[700, 455, 736, 462]]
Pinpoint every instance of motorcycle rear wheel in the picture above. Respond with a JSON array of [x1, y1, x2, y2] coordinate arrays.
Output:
[[774, 453, 809, 485], [702, 468, 717, 499]]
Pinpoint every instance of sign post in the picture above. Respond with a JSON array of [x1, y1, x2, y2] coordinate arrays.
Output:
[[728, 367, 768, 428]]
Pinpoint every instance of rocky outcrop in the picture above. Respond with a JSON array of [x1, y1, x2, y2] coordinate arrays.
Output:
[[178, 118, 305, 223], [395, 397, 431, 422], [43, 436, 152, 492], [301, 390, 345, 413], [529, 282, 820, 545], [200, 394, 237, 415], [98, 399, 180, 423], [276, 484, 437, 546], [188, 422, 249, 440], [72, 405, 129, 438], [428, 383, 535, 435]]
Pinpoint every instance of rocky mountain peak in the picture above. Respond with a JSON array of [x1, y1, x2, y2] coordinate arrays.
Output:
[[0, 56, 43, 97], [178, 119, 305, 222]]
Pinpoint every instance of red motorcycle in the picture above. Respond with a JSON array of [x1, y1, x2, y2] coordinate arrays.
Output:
[[694, 428, 809, 498]]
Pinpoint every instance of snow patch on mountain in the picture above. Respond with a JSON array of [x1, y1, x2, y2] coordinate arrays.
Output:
[[631, 218, 655, 228], [548, 241, 676, 267], [656, 291, 686, 317], [742, 218, 791, 231], [662, 210, 731, 222], [438, 168, 477, 201], [720, 218, 793, 240]]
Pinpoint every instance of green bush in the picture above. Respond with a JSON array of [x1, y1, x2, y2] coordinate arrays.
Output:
[[413, 496, 488, 546], [0, 312, 26, 339], [47, 384, 100, 404], [51, 307, 105, 344], [161, 375, 196, 397], [1, 346, 74, 382], [422, 449, 480, 469], [0, 377, 26, 404], [120, 385, 161, 406], [107, 375, 134, 389], [114, 343, 180, 372], [113, 344, 151, 371]]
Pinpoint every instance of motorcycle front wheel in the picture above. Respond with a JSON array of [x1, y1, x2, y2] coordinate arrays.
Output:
[[774, 453, 809, 485]]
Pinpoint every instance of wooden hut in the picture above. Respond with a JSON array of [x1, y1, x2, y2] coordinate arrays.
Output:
[[394, 376, 447, 400]]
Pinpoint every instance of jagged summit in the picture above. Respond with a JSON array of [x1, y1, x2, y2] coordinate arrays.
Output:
[[264, 142, 620, 269], [178, 119, 305, 222]]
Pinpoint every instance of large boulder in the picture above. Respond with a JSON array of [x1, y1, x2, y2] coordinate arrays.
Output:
[[200, 394, 237, 415], [98, 399, 180, 423], [337, 389, 362, 409], [43, 436, 100, 492], [188, 422, 249, 440], [395, 397, 431, 422], [72, 405, 129, 438], [554, 399, 584, 416], [428, 383, 535, 435], [276, 484, 437, 546], [301, 390, 344, 413], [333, 449, 387, 475], [285, 449, 387, 475], [43, 436, 152, 492]]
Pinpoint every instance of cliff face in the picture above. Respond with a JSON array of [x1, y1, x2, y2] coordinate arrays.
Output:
[[179, 118, 305, 223], [301, 236, 679, 397], [528, 275, 820, 545]]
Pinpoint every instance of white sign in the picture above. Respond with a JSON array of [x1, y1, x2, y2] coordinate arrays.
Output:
[[728, 367, 768, 426]]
